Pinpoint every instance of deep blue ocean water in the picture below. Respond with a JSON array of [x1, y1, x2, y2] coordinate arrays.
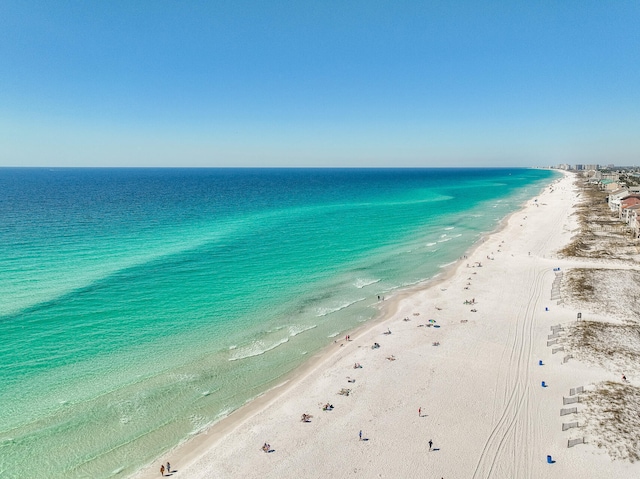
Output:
[[0, 167, 557, 478]]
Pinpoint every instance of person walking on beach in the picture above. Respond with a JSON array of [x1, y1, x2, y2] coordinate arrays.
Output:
[[160, 464, 165, 476], [428, 439, 433, 451], [418, 407, 421, 417], [166, 462, 171, 473], [359, 430, 362, 441]]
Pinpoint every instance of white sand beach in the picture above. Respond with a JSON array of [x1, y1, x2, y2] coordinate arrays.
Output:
[[136, 172, 640, 479]]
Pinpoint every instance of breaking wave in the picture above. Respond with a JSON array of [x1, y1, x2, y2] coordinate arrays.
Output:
[[288, 324, 317, 337], [228, 337, 290, 361], [353, 278, 381, 289], [316, 298, 366, 317]]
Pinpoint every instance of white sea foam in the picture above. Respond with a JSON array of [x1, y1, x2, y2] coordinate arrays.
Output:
[[426, 242, 437, 246], [440, 233, 448, 238], [189, 417, 215, 436], [327, 331, 340, 338], [353, 278, 381, 289], [228, 337, 290, 361], [439, 261, 457, 268], [437, 237, 453, 243], [316, 298, 366, 317], [267, 325, 286, 333], [444, 226, 455, 230], [188, 414, 207, 434], [215, 407, 232, 420], [288, 324, 317, 337], [228, 345, 237, 350], [200, 386, 219, 397], [452, 233, 463, 238]]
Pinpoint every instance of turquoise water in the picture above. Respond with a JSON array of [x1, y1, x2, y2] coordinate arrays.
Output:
[[0, 168, 557, 478]]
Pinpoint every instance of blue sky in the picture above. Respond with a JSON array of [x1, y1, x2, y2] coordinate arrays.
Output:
[[1, 1, 639, 167]]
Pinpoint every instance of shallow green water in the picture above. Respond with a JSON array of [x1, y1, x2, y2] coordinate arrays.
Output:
[[0, 167, 557, 478]]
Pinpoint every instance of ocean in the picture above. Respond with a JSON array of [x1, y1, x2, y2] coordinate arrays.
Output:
[[0, 167, 557, 478]]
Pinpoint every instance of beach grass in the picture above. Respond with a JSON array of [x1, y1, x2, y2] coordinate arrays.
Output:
[[566, 321, 640, 365], [559, 178, 637, 260], [582, 381, 640, 462], [561, 269, 640, 322]]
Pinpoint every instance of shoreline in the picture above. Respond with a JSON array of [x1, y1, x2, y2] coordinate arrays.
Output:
[[132, 172, 569, 478]]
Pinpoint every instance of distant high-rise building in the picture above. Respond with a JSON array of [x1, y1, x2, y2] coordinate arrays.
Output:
[[586, 164, 599, 171]]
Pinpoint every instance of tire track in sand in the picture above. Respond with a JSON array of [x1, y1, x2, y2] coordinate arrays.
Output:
[[471, 266, 546, 479]]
